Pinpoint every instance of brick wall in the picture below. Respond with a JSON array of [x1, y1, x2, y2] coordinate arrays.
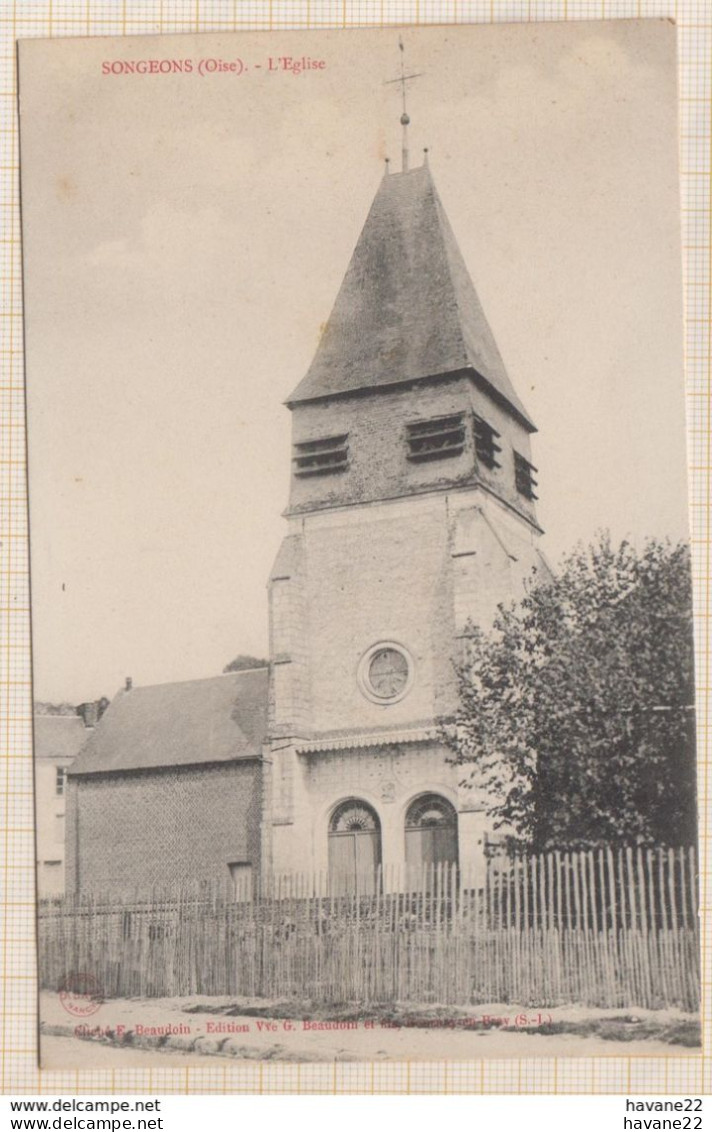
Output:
[[270, 740, 487, 878], [302, 742, 455, 820], [267, 376, 544, 877], [268, 533, 311, 741], [267, 456, 545, 842], [287, 373, 538, 526], [276, 494, 543, 739], [66, 761, 262, 893], [449, 495, 546, 638], [299, 494, 455, 734]]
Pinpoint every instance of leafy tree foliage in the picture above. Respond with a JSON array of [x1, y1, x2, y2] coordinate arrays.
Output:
[[223, 654, 268, 673], [446, 535, 697, 852]]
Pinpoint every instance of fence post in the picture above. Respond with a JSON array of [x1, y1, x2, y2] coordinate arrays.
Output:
[[36, 847, 700, 1013]]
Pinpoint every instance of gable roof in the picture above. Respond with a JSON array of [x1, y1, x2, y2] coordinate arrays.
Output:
[[69, 668, 269, 776], [287, 163, 535, 432], [34, 714, 89, 763]]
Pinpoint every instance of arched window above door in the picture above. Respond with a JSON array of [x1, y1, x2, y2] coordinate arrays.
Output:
[[330, 799, 380, 834], [328, 799, 381, 895], [405, 793, 458, 876], [406, 794, 457, 831]]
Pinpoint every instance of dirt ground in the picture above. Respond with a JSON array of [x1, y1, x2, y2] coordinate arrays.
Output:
[[41, 1036, 235, 1068], [39, 991, 701, 1066]]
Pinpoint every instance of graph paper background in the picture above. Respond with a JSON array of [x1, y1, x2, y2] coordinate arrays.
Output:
[[0, 0, 710, 1097]]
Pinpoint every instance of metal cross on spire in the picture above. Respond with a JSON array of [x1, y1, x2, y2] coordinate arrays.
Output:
[[385, 38, 422, 173]]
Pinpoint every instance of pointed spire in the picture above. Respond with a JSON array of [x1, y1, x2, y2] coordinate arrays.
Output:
[[287, 164, 536, 433]]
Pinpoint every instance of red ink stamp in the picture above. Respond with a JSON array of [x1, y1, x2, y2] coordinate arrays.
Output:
[[58, 972, 102, 1017]]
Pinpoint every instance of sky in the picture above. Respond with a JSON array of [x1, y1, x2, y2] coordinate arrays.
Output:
[[18, 20, 688, 702]]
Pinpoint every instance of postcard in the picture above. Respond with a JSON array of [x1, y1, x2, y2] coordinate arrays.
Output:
[[18, 20, 700, 1066]]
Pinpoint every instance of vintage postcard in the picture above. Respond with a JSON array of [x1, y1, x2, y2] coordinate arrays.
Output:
[[18, 21, 700, 1067]]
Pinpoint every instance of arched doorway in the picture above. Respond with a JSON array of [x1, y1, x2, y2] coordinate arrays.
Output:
[[328, 799, 382, 895], [405, 794, 459, 879]]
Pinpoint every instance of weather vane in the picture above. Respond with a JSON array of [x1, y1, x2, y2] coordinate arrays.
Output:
[[385, 38, 422, 173]]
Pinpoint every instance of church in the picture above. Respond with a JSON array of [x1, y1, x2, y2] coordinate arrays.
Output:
[[65, 127, 549, 897]]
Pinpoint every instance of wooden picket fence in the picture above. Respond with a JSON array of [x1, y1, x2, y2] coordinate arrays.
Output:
[[38, 846, 700, 1011]]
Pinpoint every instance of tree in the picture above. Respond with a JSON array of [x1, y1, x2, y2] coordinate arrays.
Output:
[[223, 654, 268, 673], [446, 534, 697, 852]]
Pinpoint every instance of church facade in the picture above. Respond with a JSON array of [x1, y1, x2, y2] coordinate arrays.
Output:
[[66, 154, 548, 896], [266, 159, 546, 890]]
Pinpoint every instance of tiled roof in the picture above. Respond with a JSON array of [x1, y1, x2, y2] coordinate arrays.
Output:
[[69, 668, 269, 776], [287, 163, 535, 432], [33, 714, 89, 763]]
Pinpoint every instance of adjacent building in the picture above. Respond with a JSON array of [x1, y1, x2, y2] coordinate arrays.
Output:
[[34, 706, 101, 894]]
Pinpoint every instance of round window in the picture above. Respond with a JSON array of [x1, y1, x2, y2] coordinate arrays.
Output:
[[358, 642, 414, 704]]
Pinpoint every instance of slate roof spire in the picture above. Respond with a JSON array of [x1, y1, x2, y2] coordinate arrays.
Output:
[[288, 162, 535, 432], [288, 49, 534, 433]]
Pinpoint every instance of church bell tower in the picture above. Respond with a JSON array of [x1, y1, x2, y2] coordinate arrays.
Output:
[[265, 93, 548, 888]]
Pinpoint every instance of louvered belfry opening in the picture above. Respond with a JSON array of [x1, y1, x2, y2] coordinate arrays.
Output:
[[473, 413, 502, 469], [406, 412, 466, 462], [514, 451, 539, 500], [293, 433, 349, 476]]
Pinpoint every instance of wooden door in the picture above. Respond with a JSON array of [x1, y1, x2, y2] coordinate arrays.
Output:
[[328, 800, 381, 895], [405, 794, 458, 887]]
